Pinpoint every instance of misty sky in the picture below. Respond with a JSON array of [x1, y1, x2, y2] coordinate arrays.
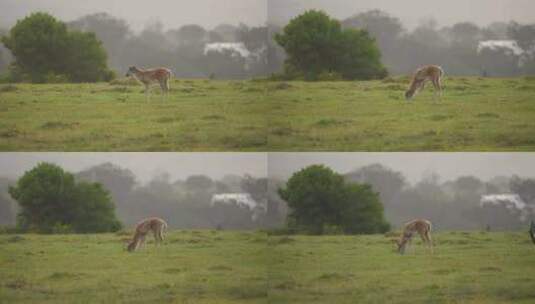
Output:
[[0, 153, 267, 183], [269, 153, 535, 184], [0, 0, 267, 31], [268, 0, 535, 29]]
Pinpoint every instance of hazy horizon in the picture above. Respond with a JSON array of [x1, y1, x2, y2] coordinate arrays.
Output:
[[2, 1, 534, 32], [0, 153, 267, 184], [0, 0, 267, 31], [268, 0, 535, 29], [268, 153, 535, 184], [3, 153, 535, 185]]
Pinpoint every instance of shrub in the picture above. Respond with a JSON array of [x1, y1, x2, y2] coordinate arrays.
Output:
[[2, 12, 114, 83]]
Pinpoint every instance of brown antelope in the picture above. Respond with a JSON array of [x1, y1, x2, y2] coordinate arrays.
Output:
[[396, 219, 433, 255], [127, 217, 168, 252], [126, 66, 172, 101], [405, 65, 444, 101]]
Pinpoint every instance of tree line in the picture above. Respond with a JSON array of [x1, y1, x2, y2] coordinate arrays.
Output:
[[269, 9, 535, 79], [0, 162, 276, 233], [2, 162, 533, 234], [268, 163, 535, 234], [2, 9, 533, 83], [0, 12, 269, 83], [344, 163, 535, 231]]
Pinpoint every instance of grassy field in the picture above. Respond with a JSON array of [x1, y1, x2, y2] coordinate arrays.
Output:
[[0, 230, 268, 303], [2, 77, 535, 151], [1, 231, 534, 303], [0, 79, 267, 151], [268, 77, 535, 151]]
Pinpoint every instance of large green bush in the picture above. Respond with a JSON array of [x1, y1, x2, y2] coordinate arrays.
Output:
[[275, 10, 387, 80], [278, 165, 390, 235], [2, 12, 114, 83], [9, 163, 122, 233]]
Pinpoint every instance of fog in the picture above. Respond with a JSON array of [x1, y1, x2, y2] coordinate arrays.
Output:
[[0, 153, 271, 229], [2, 153, 535, 231], [0, 0, 267, 31], [268, 153, 535, 231], [2, 0, 534, 78], [267, 0, 535, 29], [268, 153, 535, 184], [0, 153, 267, 184]]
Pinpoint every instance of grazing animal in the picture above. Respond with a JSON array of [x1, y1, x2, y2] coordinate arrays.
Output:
[[126, 66, 172, 101], [530, 221, 535, 245], [127, 217, 168, 252], [396, 219, 433, 255], [405, 65, 444, 101]]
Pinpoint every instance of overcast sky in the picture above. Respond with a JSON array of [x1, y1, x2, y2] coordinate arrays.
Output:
[[268, 0, 535, 29], [0, 153, 267, 184], [0, 0, 267, 31], [2, 152, 535, 185], [2, 1, 531, 32], [269, 153, 535, 184]]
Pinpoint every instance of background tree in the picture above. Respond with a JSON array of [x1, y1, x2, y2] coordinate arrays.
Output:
[[0, 177, 17, 226], [275, 10, 386, 80], [8, 163, 121, 233], [0, 28, 8, 75], [279, 164, 389, 234], [510, 176, 535, 204], [2, 12, 114, 82], [345, 164, 406, 206], [68, 12, 131, 72], [340, 183, 390, 234], [342, 10, 404, 69], [335, 28, 388, 79]]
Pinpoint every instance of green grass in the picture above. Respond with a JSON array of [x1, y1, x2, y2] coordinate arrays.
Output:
[[268, 231, 535, 304], [1, 231, 534, 303], [267, 76, 535, 151], [0, 80, 267, 151], [3, 77, 535, 151], [0, 230, 268, 303]]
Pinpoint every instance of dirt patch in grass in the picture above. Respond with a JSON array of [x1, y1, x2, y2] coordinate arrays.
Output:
[[271, 127, 293, 136], [40, 121, 79, 130], [479, 267, 502, 272], [208, 265, 233, 271], [163, 268, 185, 274], [155, 117, 181, 123], [316, 272, 353, 281], [516, 85, 535, 91], [6, 235, 25, 243], [0, 127, 21, 138], [476, 112, 500, 119], [48, 272, 83, 280], [432, 269, 456, 275], [227, 286, 267, 300], [270, 82, 293, 90], [450, 85, 470, 91], [315, 118, 346, 127], [0, 84, 18, 92], [270, 236, 296, 245], [202, 115, 225, 120], [429, 114, 452, 121], [5, 278, 30, 289], [242, 86, 263, 93], [273, 280, 300, 290]]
